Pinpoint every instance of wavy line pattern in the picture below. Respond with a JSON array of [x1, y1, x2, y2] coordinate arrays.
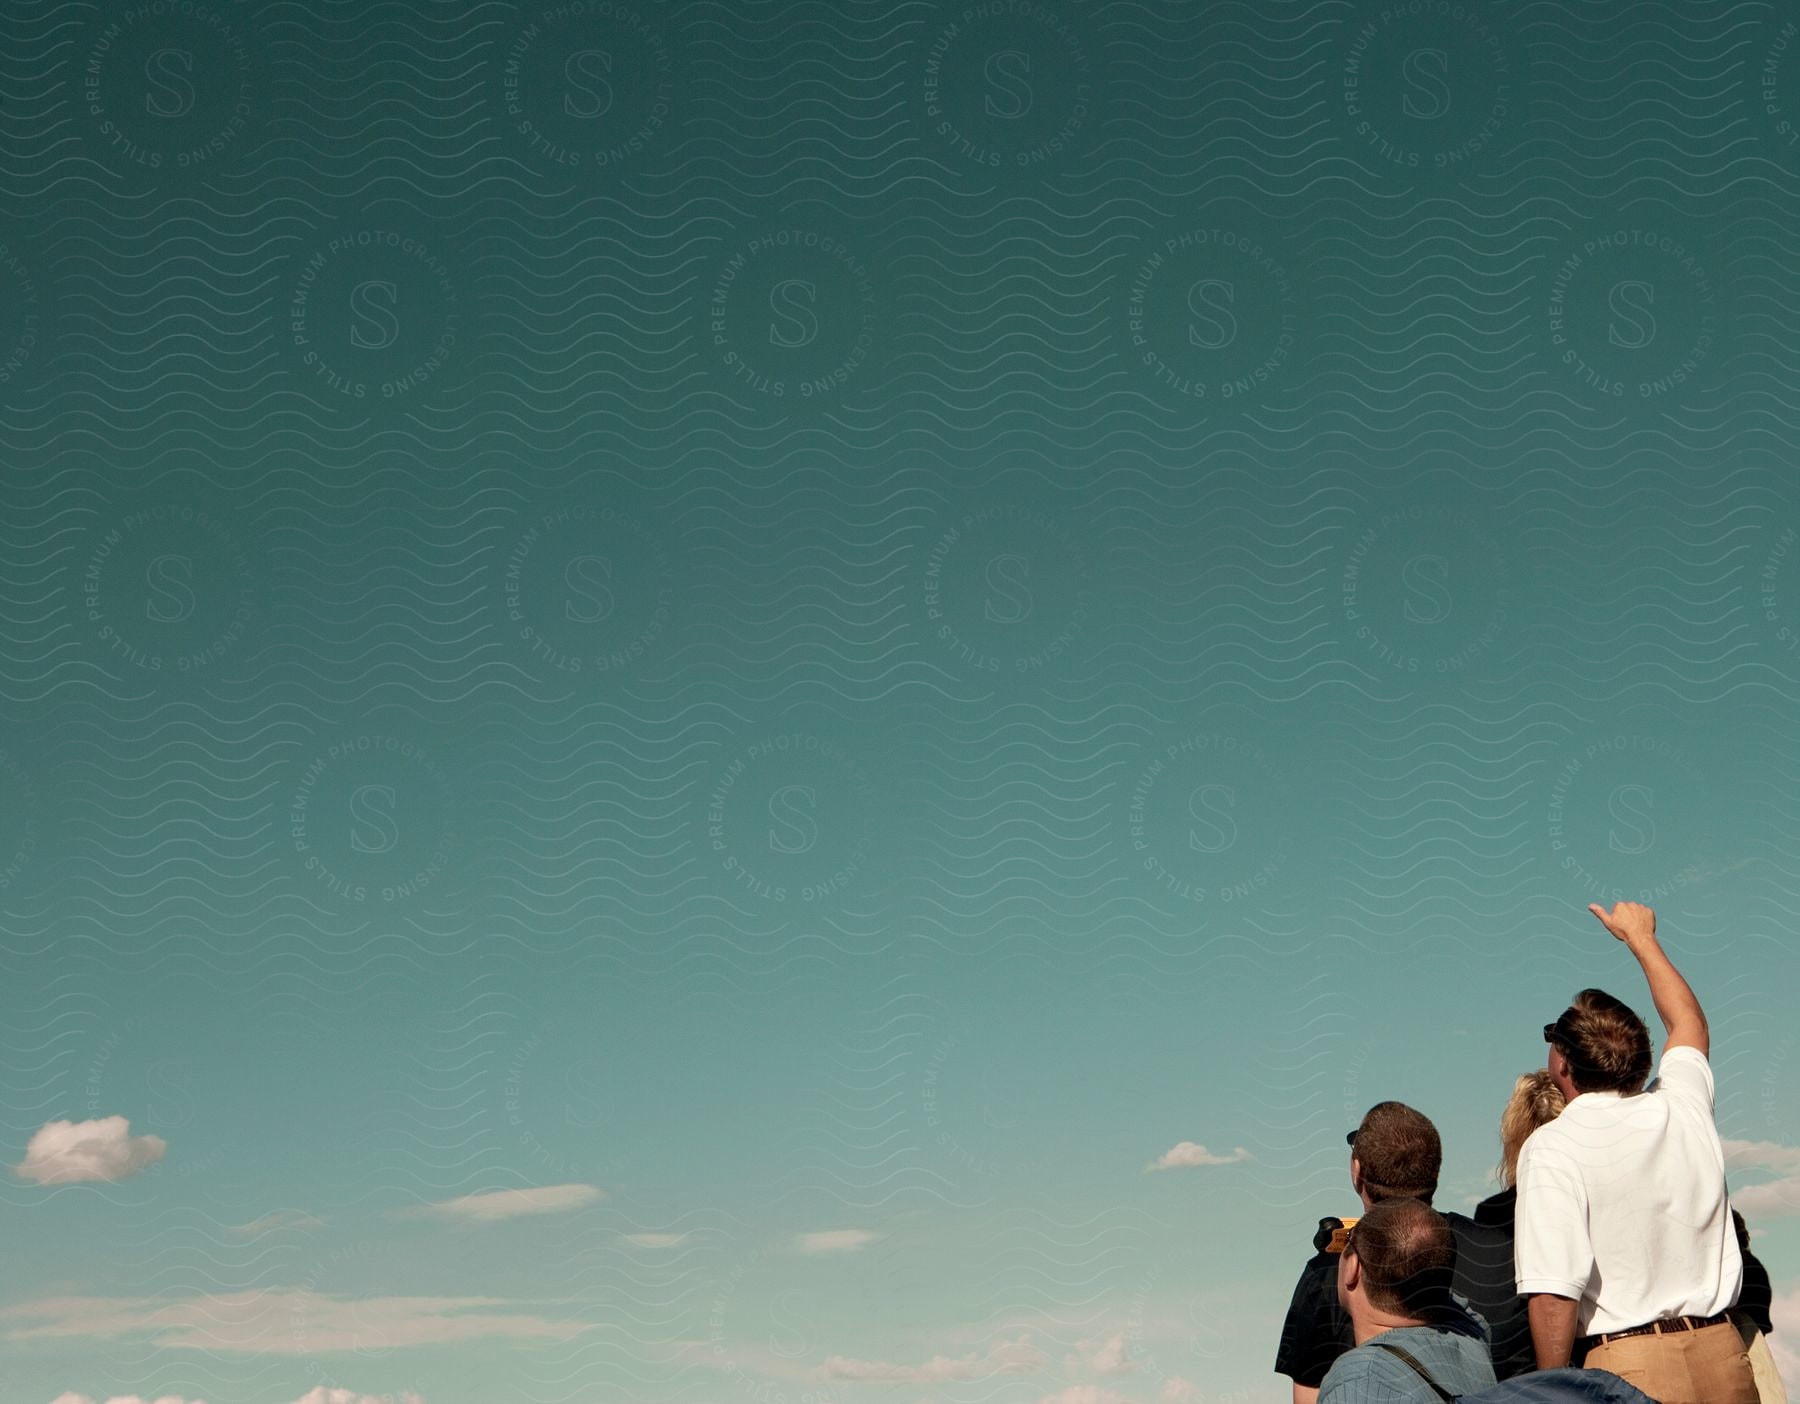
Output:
[[2, 0, 1797, 1401]]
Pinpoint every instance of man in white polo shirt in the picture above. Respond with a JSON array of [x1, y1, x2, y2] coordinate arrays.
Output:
[[1514, 900, 1756, 1403]]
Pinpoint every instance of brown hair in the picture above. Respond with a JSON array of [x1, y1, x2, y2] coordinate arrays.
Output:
[[1345, 1197, 1456, 1317], [1551, 988, 1652, 1094], [1497, 1070, 1566, 1187], [1351, 1101, 1441, 1204]]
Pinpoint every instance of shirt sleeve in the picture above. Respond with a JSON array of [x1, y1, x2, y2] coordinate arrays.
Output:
[[1275, 1252, 1352, 1386], [1513, 1137, 1594, 1299], [1652, 1043, 1715, 1111]]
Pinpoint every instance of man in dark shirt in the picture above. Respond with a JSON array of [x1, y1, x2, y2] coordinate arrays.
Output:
[[1275, 1101, 1520, 1401]]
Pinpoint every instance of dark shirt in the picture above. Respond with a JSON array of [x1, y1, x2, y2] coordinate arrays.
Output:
[[1738, 1241, 1774, 1336], [1274, 1218, 1354, 1388], [1465, 1188, 1535, 1380], [1276, 1204, 1527, 1387]]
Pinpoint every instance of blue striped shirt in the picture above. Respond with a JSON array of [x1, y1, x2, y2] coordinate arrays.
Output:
[[1317, 1322, 1497, 1403]]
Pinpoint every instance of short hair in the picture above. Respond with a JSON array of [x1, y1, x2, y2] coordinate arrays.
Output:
[[1346, 1197, 1456, 1317], [1351, 1101, 1441, 1203], [1550, 988, 1652, 1094], [1497, 1070, 1566, 1187]]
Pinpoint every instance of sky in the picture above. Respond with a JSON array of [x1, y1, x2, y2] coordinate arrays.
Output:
[[2, 0, 1800, 1401]]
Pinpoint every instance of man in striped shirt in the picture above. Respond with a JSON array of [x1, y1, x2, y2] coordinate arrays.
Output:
[[1318, 1197, 1498, 1403]]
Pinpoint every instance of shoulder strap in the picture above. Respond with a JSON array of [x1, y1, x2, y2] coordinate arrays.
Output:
[[1368, 1341, 1459, 1402]]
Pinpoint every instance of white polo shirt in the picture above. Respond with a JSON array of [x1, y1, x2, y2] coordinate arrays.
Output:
[[1514, 1045, 1742, 1336]]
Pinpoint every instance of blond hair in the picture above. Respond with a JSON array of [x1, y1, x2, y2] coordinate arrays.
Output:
[[1497, 1070, 1565, 1187]]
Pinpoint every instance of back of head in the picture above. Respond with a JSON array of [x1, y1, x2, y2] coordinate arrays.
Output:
[[1554, 988, 1653, 1094], [1498, 1069, 1566, 1187], [1352, 1101, 1441, 1203], [1348, 1196, 1456, 1317]]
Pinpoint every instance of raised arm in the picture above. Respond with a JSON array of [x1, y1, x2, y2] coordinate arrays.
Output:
[[1587, 902, 1708, 1057]]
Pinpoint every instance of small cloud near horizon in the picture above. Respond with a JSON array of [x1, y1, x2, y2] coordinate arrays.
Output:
[[1145, 1141, 1253, 1173], [1064, 1330, 1132, 1377], [406, 1184, 604, 1223], [1036, 1387, 1130, 1404], [795, 1229, 882, 1254], [226, 1210, 326, 1239], [16, 1117, 167, 1185], [823, 1333, 1044, 1381], [620, 1232, 687, 1247], [51, 1395, 207, 1404], [3, 1290, 590, 1353]]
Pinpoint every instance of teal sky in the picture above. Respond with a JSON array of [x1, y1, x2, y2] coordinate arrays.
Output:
[[2, 1, 1799, 1402]]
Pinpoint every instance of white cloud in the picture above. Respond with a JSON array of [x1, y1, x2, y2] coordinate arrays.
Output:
[[1724, 1140, 1800, 1174], [620, 1232, 686, 1248], [1736, 1179, 1800, 1216], [794, 1229, 881, 1254], [16, 1117, 167, 1185], [823, 1333, 1045, 1382], [1145, 1142, 1253, 1173], [289, 1390, 426, 1404], [1036, 1388, 1129, 1404], [1725, 1141, 1800, 1218], [1160, 1380, 1203, 1403], [226, 1210, 325, 1239], [1063, 1330, 1132, 1377], [1080, 1332, 1123, 1375], [1, 1292, 590, 1353], [410, 1184, 603, 1223], [48, 1396, 204, 1404]]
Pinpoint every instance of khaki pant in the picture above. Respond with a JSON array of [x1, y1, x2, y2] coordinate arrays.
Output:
[[1583, 1319, 1759, 1404], [1732, 1311, 1789, 1404]]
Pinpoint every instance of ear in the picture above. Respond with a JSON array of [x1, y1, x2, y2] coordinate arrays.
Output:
[[1349, 1155, 1363, 1193], [1338, 1247, 1360, 1300], [1546, 1045, 1576, 1098]]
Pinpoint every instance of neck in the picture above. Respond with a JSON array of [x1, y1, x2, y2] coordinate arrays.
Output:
[[1352, 1306, 1428, 1344]]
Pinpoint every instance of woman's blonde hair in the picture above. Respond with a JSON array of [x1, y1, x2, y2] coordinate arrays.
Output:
[[1497, 1069, 1566, 1187]]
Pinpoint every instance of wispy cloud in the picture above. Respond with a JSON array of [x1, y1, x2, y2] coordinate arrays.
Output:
[[1724, 1140, 1800, 1174], [1145, 1142, 1253, 1173], [226, 1210, 325, 1240], [794, 1229, 881, 1254], [15, 1117, 167, 1185], [290, 1390, 427, 1404], [0, 1292, 591, 1353], [1160, 1380, 1203, 1402], [1724, 1140, 1800, 1218], [823, 1334, 1046, 1381], [1736, 1180, 1800, 1216], [50, 1395, 205, 1404], [1036, 1387, 1130, 1404], [620, 1232, 687, 1248], [407, 1184, 604, 1223], [1064, 1330, 1132, 1376]]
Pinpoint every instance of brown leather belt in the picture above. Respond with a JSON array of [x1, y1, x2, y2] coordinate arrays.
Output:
[[1578, 1311, 1730, 1351]]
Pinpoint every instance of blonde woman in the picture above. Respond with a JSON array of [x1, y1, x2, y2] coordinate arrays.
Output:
[[1463, 1071, 1566, 1379], [1493, 1068, 1567, 1196]]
